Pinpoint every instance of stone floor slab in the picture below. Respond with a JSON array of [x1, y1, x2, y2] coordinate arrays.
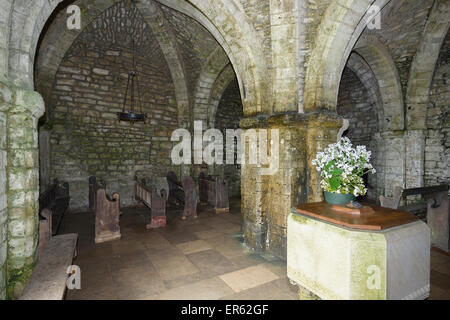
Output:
[[176, 240, 212, 255], [219, 264, 280, 293]]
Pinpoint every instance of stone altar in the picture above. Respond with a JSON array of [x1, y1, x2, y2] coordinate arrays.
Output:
[[287, 202, 431, 300]]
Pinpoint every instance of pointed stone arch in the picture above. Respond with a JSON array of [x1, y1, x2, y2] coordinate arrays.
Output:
[[136, 0, 190, 126], [344, 51, 384, 129], [208, 64, 238, 127], [154, 0, 271, 116], [406, 0, 450, 130], [353, 35, 404, 131], [192, 45, 231, 127], [303, 0, 392, 111], [32, 0, 190, 126]]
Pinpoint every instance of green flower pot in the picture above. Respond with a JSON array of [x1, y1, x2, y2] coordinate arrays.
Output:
[[324, 191, 356, 205]]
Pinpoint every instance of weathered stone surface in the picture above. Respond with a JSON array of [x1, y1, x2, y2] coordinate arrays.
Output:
[[288, 210, 430, 300], [20, 233, 78, 300]]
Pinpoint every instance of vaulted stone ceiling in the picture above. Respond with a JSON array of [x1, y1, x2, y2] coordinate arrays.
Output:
[[159, 5, 223, 95], [361, 0, 436, 95], [35, 0, 229, 110]]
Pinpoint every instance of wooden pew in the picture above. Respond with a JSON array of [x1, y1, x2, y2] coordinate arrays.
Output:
[[39, 178, 70, 236], [135, 177, 167, 229], [182, 176, 197, 219], [380, 184, 449, 252], [198, 173, 229, 213], [89, 177, 121, 244], [166, 171, 185, 206]]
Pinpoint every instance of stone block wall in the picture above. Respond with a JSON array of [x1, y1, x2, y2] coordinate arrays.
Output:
[[45, 2, 179, 211], [426, 30, 450, 186], [0, 109, 7, 299]]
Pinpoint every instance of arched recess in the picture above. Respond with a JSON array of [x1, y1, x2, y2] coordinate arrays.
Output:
[[34, 0, 190, 126], [304, 0, 392, 111], [192, 45, 230, 126], [339, 52, 383, 199], [154, 0, 272, 116], [8, 0, 66, 88], [208, 64, 237, 127], [345, 51, 384, 128], [34, 0, 122, 105], [11, 0, 270, 116], [353, 35, 404, 131], [406, 0, 450, 130]]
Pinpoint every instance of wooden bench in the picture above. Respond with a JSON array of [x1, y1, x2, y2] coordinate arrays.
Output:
[[20, 233, 78, 300], [166, 171, 198, 219], [182, 176, 198, 219], [166, 171, 185, 206], [39, 179, 70, 236], [135, 177, 167, 229], [198, 173, 229, 213], [380, 184, 449, 252], [89, 176, 121, 244]]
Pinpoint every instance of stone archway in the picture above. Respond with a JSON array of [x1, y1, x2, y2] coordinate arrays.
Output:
[[353, 35, 404, 131], [406, 0, 450, 130], [192, 45, 230, 127], [154, 0, 272, 116], [303, 0, 392, 111]]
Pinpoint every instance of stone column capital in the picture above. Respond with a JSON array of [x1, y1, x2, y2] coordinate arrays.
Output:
[[239, 111, 344, 130], [0, 80, 45, 119]]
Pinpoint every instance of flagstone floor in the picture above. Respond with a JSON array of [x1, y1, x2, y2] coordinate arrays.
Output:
[[61, 198, 450, 300]]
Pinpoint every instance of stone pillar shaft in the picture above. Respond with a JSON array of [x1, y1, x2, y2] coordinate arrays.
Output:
[[241, 113, 338, 259], [4, 82, 44, 298]]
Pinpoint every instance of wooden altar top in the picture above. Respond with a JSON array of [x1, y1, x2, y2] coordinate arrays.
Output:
[[296, 202, 419, 231]]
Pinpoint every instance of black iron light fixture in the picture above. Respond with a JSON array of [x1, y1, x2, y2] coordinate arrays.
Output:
[[117, 1, 146, 124]]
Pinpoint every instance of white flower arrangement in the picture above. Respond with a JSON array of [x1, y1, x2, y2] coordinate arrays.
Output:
[[311, 137, 376, 197]]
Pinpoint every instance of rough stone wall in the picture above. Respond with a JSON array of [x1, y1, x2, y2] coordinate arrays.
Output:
[[0, 109, 6, 299], [214, 79, 244, 197], [337, 67, 379, 199], [46, 2, 179, 210], [426, 30, 450, 186]]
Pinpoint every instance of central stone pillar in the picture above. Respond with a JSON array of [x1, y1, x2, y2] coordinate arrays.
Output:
[[4, 82, 44, 299], [240, 112, 342, 259]]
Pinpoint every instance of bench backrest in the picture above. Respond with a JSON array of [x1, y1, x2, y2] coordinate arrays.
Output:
[[380, 184, 449, 209], [135, 177, 166, 218], [89, 176, 106, 213]]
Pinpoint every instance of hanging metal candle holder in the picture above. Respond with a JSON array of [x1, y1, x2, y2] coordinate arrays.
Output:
[[117, 29, 146, 123]]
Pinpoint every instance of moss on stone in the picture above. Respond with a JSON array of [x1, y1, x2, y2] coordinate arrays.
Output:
[[6, 262, 35, 300]]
